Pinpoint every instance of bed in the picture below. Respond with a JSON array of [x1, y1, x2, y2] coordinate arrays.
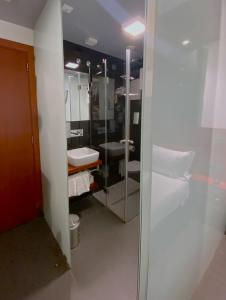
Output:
[[151, 171, 190, 229]]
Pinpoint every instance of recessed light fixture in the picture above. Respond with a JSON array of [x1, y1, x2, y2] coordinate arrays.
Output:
[[123, 20, 145, 37], [62, 3, 74, 14], [182, 40, 190, 46], [65, 62, 79, 69], [85, 37, 98, 47]]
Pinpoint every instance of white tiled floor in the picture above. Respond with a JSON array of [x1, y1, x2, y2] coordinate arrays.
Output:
[[71, 201, 139, 300], [22, 199, 139, 300], [192, 237, 226, 300], [24, 202, 226, 300], [24, 271, 77, 300]]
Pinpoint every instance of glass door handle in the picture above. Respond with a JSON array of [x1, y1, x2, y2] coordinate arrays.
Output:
[[120, 139, 126, 144], [120, 139, 134, 145]]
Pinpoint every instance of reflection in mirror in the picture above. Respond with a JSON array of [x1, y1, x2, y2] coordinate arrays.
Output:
[[64, 70, 90, 122], [92, 77, 115, 120]]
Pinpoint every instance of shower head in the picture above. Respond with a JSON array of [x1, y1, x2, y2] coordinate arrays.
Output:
[[86, 60, 91, 68]]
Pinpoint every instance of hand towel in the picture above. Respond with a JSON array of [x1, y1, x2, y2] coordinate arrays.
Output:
[[68, 171, 91, 197]]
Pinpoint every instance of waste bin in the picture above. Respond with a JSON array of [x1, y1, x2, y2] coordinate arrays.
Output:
[[69, 214, 80, 249]]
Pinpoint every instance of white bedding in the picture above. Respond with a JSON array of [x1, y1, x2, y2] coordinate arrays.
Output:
[[151, 172, 189, 228]]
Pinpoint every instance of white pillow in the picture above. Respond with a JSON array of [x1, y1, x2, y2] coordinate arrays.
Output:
[[152, 145, 195, 178]]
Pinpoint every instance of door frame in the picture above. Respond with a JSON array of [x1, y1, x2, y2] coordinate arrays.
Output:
[[0, 38, 42, 210], [138, 0, 156, 298]]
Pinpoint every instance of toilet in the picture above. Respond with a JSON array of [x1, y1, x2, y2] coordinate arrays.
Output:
[[119, 160, 140, 177], [128, 160, 140, 173]]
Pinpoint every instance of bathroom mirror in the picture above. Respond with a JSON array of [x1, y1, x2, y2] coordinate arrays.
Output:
[[64, 70, 90, 122], [92, 76, 115, 120]]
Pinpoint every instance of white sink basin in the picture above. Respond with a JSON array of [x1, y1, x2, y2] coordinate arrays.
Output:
[[67, 147, 99, 167]]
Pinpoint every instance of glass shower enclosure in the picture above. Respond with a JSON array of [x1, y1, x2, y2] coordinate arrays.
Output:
[[94, 48, 140, 223]]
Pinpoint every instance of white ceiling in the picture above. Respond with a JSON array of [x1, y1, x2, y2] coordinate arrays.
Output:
[[0, 0, 219, 61], [62, 0, 145, 60], [0, 0, 145, 60], [0, 0, 46, 28]]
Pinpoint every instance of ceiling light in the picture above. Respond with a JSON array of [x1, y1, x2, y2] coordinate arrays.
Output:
[[65, 62, 79, 69], [85, 37, 98, 47], [62, 3, 74, 14], [182, 40, 190, 46], [123, 20, 145, 37]]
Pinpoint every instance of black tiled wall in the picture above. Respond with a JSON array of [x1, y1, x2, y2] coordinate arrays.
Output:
[[64, 40, 142, 162], [67, 121, 90, 150], [64, 40, 125, 150]]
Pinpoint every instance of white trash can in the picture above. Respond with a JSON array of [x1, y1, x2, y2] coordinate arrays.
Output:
[[69, 214, 80, 249]]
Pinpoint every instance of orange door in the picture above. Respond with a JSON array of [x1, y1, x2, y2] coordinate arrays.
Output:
[[0, 40, 42, 232]]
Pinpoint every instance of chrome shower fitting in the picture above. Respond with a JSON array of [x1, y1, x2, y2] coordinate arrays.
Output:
[[86, 60, 91, 68], [65, 90, 69, 103], [96, 64, 103, 75]]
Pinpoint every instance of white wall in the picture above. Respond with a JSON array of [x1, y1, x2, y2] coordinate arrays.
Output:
[[201, 0, 226, 129], [34, 0, 71, 264], [201, 42, 219, 128], [0, 19, 33, 45], [213, 0, 226, 129]]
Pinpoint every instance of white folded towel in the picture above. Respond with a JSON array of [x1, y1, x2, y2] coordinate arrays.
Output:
[[68, 171, 91, 197]]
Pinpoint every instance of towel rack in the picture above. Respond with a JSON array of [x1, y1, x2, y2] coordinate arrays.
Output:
[[68, 160, 102, 176]]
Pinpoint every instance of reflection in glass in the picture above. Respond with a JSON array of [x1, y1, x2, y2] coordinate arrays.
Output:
[[64, 70, 90, 122], [92, 77, 115, 120], [94, 49, 142, 223], [144, 0, 226, 299]]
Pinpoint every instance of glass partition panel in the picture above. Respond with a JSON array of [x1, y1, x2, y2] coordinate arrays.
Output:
[[143, 0, 226, 299], [92, 52, 140, 222], [92, 76, 115, 121], [91, 60, 109, 206], [99, 49, 140, 223]]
